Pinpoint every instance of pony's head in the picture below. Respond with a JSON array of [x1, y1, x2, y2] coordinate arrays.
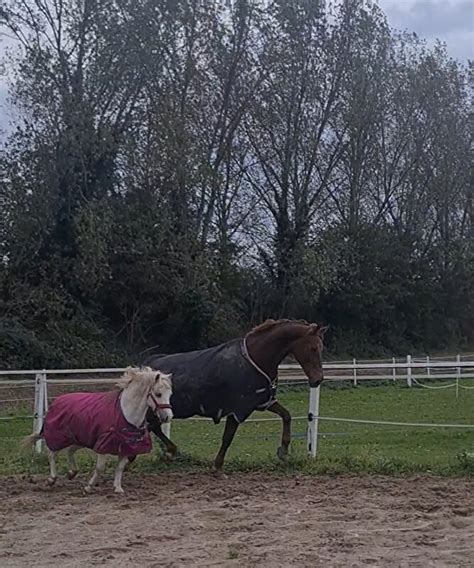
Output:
[[290, 323, 328, 387], [148, 370, 173, 424], [119, 367, 173, 423]]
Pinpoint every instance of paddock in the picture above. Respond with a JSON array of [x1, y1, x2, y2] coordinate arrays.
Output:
[[1, 473, 473, 567], [1, 357, 473, 567]]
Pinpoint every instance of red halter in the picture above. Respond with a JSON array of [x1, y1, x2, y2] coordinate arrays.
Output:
[[148, 392, 172, 414]]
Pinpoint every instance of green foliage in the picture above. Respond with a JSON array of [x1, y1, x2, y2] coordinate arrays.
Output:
[[0, 319, 60, 369], [0, 0, 472, 367]]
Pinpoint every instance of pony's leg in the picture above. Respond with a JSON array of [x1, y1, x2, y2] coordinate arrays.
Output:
[[148, 414, 178, 458], [66, 445, 80, 479], [213, 415, 239, 473], [113, 456, 130, 494], [85, 454, 108, 493], [47, 450, 58, 486], [266, 400, 292, 460]]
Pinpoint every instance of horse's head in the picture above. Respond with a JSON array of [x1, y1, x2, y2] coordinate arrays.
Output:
[[148, 371, 173, 424], [290, 323, 328, 388]]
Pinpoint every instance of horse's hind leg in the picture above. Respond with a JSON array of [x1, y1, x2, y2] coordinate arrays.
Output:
[[85, 454, 108, 493], [113, 456, 130, 494], [266, 401, 292, 460], [47, 450, 58, 486], [66, 446, 80, 479], [213, 415, 239, 474]]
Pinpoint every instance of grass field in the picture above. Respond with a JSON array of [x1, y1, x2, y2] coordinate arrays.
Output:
[[1, 382, 473, 477]]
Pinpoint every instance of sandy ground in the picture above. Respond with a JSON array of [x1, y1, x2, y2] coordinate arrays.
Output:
[[0, 473, 472, 567]]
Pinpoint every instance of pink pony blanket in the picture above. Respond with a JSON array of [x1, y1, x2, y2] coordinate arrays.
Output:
[[43, 391, 152, 456]]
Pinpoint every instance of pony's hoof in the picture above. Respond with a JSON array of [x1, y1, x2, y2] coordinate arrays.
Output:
[[47, 477, 57, 487], [164, 451, 175, 462], [67, 470, 78, 480], [114, 487, 125, 495], [84, 485, 93, 494], [277, 446, 288, 461]]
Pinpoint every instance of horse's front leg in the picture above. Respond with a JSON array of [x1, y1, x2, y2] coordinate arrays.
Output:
[[113, 456, 130, 494], [85, 454, 108, 493], [266, 401, 292, 460], [147, 412, 178, 458]]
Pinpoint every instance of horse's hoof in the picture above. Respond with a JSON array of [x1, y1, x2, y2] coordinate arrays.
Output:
[[277, 446, 288, 461], [114, 487, 125, 495], [164, 451, 175, 462], [84, 485, 93, 494], [164, 446, 177, 458], [67, 470, 78, 480], [47, 477, 57, 487], [212, 468, 227, 479]]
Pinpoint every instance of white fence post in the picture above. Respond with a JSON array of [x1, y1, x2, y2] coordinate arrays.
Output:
[[34, 372, 47, 454], [353, 358, 357, 386], [392, 357, 396, 382], [456, 354, 461, 400], [407, 355, 412, 387], [426, 355, 430, 377], [43, 370, 49, 412], [307, 386, 321, 458], [33, 372, 41, 439], [162, 422, 171, 439]]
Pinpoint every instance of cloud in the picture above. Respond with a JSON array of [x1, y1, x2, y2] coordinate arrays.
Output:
[[379, 0, 473, 60]]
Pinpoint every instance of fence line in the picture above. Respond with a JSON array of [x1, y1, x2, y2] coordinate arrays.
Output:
[[1, 355, 473, 457], [2, 358, 474, 376]]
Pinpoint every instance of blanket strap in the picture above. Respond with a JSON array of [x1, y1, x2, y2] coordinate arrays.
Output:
[[242, 338, 277, 389]]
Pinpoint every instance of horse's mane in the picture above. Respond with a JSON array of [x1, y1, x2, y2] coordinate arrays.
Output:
[[246, 318, 310, 336], [116, 366, 171, 390]]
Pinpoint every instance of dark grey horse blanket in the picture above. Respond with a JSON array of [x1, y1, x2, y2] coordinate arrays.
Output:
[[144, 339, 276, 424]]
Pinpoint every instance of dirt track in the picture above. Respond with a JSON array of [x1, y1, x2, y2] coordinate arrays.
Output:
[[0, 473, 473, 567]]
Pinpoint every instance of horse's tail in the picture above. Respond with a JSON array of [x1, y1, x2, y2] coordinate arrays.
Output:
[[21, 431, 43, 449]]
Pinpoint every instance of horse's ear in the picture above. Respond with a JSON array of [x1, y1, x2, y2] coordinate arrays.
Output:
[[318, 324, 329, 337], [307, 323, 329, 336], [307, 323, 320, 335]]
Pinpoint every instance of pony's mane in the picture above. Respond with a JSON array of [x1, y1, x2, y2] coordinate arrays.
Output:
[[246, 318, 310, 336], [117, 366, 172, 391], [116, 366, 155, 390]]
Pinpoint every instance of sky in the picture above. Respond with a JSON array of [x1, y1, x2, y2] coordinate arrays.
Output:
[[378, 0, 473, 61], [0, 0, 473, 132]]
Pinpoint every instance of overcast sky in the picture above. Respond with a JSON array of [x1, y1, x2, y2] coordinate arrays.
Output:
[[0, 0, 472, 133], [379, 0, 473, 61]]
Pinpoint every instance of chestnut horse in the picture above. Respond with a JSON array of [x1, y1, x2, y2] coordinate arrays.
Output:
[[144, 319, 327, 472]]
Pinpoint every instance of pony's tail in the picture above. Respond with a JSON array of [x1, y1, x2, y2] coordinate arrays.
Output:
[[21, 432, 43, 449]]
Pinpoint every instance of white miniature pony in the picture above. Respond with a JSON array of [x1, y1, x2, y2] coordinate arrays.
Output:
[[23, 367, 172, 494]]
